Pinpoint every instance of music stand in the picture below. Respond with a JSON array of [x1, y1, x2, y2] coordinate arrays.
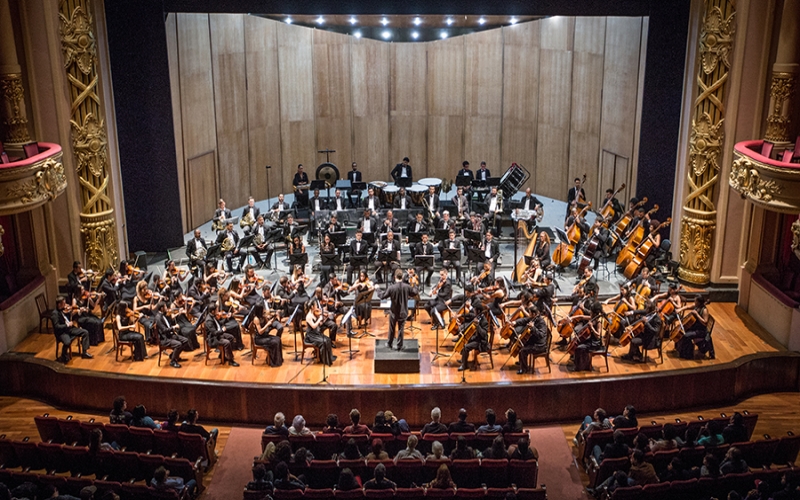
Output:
[[466, 246, 486, 277], [441, 248, 461, 284], [340, 306, 359, 358], [455, 175, 472, 187], [471, 179, 487, 190], [361, 232, 376, 246], [430, 307, 447, 362], [396, 177, 412, 188], [329, 231, 347, 247], [464, 229, 482, 245], [350, 255, 368, 279], [205, 243, 222, 269], [288, 252, 308, 272], [434, 228, 450, 243], [376, 249, 398, 286], [487, 177, 501, 187], [286, 305, 303, 360], [321, 253, 341, 276], [354, 288, 374, 338]]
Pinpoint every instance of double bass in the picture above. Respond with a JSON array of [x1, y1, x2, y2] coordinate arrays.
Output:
[[552, 202, 592, 268], [617, 204, 659, 267], [577, 218, 608, 276], [609, 197, 647, 249], [599, 183, 626, 221], [623, 218, 671, 279]]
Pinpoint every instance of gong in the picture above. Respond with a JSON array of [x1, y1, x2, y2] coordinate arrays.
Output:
[[316, 162, 340, 185]]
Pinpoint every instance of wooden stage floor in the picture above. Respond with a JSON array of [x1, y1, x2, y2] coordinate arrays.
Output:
[[10, 303, 785, 387]]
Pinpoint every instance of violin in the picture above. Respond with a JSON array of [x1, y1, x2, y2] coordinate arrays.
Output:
[[472, 268, 491, 285]]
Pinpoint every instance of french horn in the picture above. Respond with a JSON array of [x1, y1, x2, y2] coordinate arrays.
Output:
[[192, 247, 207, 260], [221, 236, 235, 252], [240, 211, 255, 229]]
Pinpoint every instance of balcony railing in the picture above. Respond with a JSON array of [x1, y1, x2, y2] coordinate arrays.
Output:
[[730, 140, 800, 213], [0, 143, 66, 216]]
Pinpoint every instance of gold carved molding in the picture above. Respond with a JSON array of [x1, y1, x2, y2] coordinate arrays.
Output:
[[729, 145, 800, 213], [0, 147, 67, 215], [0, 224, 4, 258], [678, 0, 736, 285], [764, 72, 797, 143], [0, 73, 31, 145], [792, 217, 800, 262], [59, 0, 118, 271]]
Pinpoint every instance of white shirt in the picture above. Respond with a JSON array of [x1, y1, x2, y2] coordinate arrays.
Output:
[[429, 195, 435, 207], [523, 198, 530, 211], [314, 199, 321, 211], [336, 198, 343, 211], [479, 170, 488, 180], [400, 166, 408, 178], [368, 198, 375, 211], [355, 241, 362, 252], [364, 219, 371, 232], [414, 222, 422, 233], [485, 243, 492, 258], [449, 240, 457, 249], [249, 207, 255, 217], [489, 198, 497, 212], [195, 238, 206, 248], [401, 198, 406, 209]]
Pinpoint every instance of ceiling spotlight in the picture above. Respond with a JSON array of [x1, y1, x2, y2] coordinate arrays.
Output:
[[478, 17, 487, 25], [381, 30, 391, 39], [353, 31, 362, 38], [315, 16, 325, 24], [411, 31, 419, 40], [413, 17, 422, 26], [284, 17, 293, 24], [380, 17, 390, 26], [509, 17, 518, 25], [440, 31, 448, 39], [348, 16, 357, 25], [445, 17, 455, 26]]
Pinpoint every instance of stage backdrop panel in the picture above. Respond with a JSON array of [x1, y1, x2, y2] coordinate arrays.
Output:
[[167, 15, 647, 230]]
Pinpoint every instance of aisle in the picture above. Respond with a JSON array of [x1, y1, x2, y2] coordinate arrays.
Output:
[[200, 426, 263, 500], [528, 426, 589, 500]]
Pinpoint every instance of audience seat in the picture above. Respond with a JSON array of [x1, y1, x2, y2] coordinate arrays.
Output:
[[34, 415, 63, 444], [394, 459, 424, 488], [307, 459, 340, 489], [343, 434, 371, 456], [150, 489, 181, 500], [425, 488, 455, 499], [103, 423, 130, 450], [305, 488, 335, 499], [364, 490, 395, 498], [589, 456, 629, 488], [423, 458, 450, 483], [80, 420, 105, 444], [12, 438, 44, 471], [742, 411, 759, 440], [138, 452, 166, 480], [508, 459, 538, 489], [334, 489, 365, 499], [454, 488, 486, 499], [154, 429, 182, 457], [244, 490, 272, 500], [485, 488, 514, 499], [502, 432, 529, 447], [514, 488, 547, 500], [650, 449, 679, 473], [62, 445, 91, 476], [640, 482, 671, 500], [120, 482, 153, 500], [365, 459, 395, 482], [315, 433, 343, 458], [609, 485, 642, 499], [262, 432, 286, 452], [635, 423, 663, 441], [128, 426, 155, 453], [65, 476, 93, 496], [773, 432, 800, 466], [479, 458, 508, 488], [581, 429, 614, 469], [36, 442, 67, 474], [419, 433, 448, 456], [57, 417, 84, 446], [337, 458, 368, 480], [289, 433, 317, 451], [394, 487, 425, 500], [274, 489, 307, 499], [450, 459, 481, 488], [178, 431, 214, 469]]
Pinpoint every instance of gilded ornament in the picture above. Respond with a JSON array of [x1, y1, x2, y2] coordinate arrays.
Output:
[[70, 113, 107, 177], [699, 6, 735, 74], [765, 73, 797, 143], [689, 113, 724, 176], [59, 6, 97, 75], [729, 156, 782, 203], [0, 74, 31, 144], [5, 158, 67, 204], [792, 217, 800, 262], [0, 224, 4, 258], [679, 215, 715, 284]]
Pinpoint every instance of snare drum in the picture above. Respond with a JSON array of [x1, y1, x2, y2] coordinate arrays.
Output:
[[383, 185, 399, 206], [419, 177, 442, 194], [409, 183, 427, 205], [369, 181, 387, 201]]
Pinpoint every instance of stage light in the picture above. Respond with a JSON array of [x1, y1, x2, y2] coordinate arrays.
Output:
[[284, 17, 293, 24], [445, 17, 455, 26], [348, 16, 357, 25], [380, 17, 390, 26], [381, 30, 391, 39], [509, 17, 518, 25], [411, 31, 419, 40], [440, 31, 448, 39], [413, 17, 422, 26], [478, 17, 487, 25], [353, 31, 362, 38], [316, 16, 325, 25]]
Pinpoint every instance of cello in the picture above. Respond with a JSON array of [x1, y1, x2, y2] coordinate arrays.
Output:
[[623, 218, 672, 279], [609, 197, 647, 249], [577, 217, 608, 275], [616, 205, 659, 267], [618, 311, 658, 347], [552, 202, 592, 268]]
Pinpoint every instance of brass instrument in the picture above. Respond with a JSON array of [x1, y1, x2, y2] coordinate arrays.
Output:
[[211, 218, 225, 232], [240, 211, 255, 229], [253, 233, 265, 246], [221, 236, 235, 252], [192, 246, 207, 260]]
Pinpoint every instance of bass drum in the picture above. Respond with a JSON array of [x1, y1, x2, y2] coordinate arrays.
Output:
[[315, 162, 340, 186]]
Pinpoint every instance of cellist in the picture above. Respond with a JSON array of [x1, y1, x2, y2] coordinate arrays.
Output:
[[565, 207, 590, 244], [620, 299, 662, 362], [603, 283, 636, 339], [630, 267, 656, 309], [652, 283, 682, 333], [517, 302, 549, 375], [674, 296, 713, 359]]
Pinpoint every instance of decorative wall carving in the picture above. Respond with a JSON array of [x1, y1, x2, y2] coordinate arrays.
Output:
[[0, 145, 67, 215], [59, 0, 118, 271], [0, 73, 31, 145], [729, 157, 782, 203], [678, 0, 736, 285], [729, 142, 800, 213], [764, 72, 797, 143], [792, 216, 800, 262]]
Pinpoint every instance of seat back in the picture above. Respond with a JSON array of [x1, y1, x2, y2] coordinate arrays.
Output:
[[244, 491, 273, 500], [364, 490, 395, 498], [425, 489, 455, 499], [0, 438, 19, 468], [591, 456, 629, 488], [365, 459, 395, 482], [127, 426, 155, 453], [338, 458, 368, 480], [104, 423, 130, 449], [419, 433, 449, 456], [305, 488, 335, 499], [502, 432, 528, 447], [650, 449, 679, 473], [394, 459, 424, 488], [62, 445, 91, 476], [164, 456, 199, 484], [678, 446, 707, 468], [508, 459, 538, 489], [479, 458, 508, 488], [80, 420, 105, 445], [273, 490, 306, 500], [35, 293, 49, 316], [120, 483, 153, 500], [35, 415, 64, 444], [583, 429, 614, 464], [306, 459, 339, 489], [178, 431, 209, 464], [394, 487, 425, 500], [515, 489, 547, 500], [314, 433, 343, 459], [22, 142, 40, 159], [773, 433, 800, 466], [741, 412, 758, 440], [37, 441, 68, 473], [289, 434, 317, 452], [12, 439, 44, 471], [450, 459, 481, 488], [335, 489, 365, 499], [342, 434, 371, 456], [609, 485, 642, 500], [153, 429, 181, 457], [455, 488, 487, 499], [262, 432, 286, 452], [138, 452, 166, 480]]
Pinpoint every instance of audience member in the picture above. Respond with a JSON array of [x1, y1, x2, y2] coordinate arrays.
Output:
[[289, 415, 313, 436], [477, 408, 502, 434], [337, 468, 361, 491], [37, 483, 81, 500], [323, 414, 342, 435], [246, 463, 273, 492], [427, 440, 446, 460], [633, 432, 651, 453], [294, 447, 314, 465], [448, 408, 475, 433], [650, 423, 679, 452], [88, 428, 115, 453], [394, 435, 423, 461], [589, 470, 634, 499], [265, 412, 290, 437], [481, 435, 509, 459], [364, 463, 397, 490], [130, 404, 160, 430], [628, 449, 658, 485], [450, 435, 475, 459], [341, 438, 363, 460], [366, 438, 389, 460], [109, 396, 132, 425], [427, 464, 456, 489], [612, 405, 638, 429], [421, 407, 448, 436], [343, 409, 370, 435], [510, 437, 538, 461], [384, 410, 409, 434], [723, 412, 748, 444], [660, 457, 693, 482], [700, 453, 721, 478], [576, 408, 611, 443], [151, 465, 197, 498], [502, 409, 523, 434], [273, 461, 306, 490], [720, 446, 749, 475], [372, 411, 394, 434], [161, 409, 181, 432], [697, 420, 725, 447], [684, 426, 701, 447], [180, 409, 218, 446], [593, 429, 629, 463]]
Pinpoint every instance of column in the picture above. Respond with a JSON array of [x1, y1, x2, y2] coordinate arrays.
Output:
[[764, 0, 799, 144], [0, 0, 32, 146], [678, 0, 737, 285], [58, 0, 119, 271]]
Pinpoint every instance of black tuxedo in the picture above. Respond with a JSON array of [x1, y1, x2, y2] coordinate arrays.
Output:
[[52, 308, 89, 360], [185, 237, 208, 277], [476, 168, 491, 181], [517, 195, 542, 211], [309, 196, 327, 214], [457, 169, 474, 182], [425, 278, 452, 324], [347, 238, 370, 283], [407, 219, 429, 236], [155, 311, 188, 363], [241, 205, 261, 224], [204, 315, 236, 362], [249, 223, 274, 267], [567, 186, 586, 206], [359, 216, 379, 234], [330, 196, 349, 211], [391, 163, 413, 182], [393, 194, 412, 210], [380, 218, 399, 234], [482, 239, 501, 264], [424, 193, 440, 213], [347, 170, 363, 205], [379, 280, 419, 348], [216, 229, 243, 272], [214, 208, 231, 228], [67, 271, 89, 300], [347, 170, 362, 183], [363, 195, 381, 212], [376, 239, 401, 283], [439, 238, 463, 281]]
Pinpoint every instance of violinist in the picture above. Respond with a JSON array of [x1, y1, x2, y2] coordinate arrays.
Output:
[[154, 301, 189, 369], [118, 260, 141, 302], [67, 261, 92, 300], [473, 262, 495, 289], [289, 235, 306, 271], [164, 260, 189, 300], [217, 288, 245, 350], [458, 301, 489, 372], [187, 280, 210, 318], [99, 268, 120, 313], [115, 301, 147, 361], [259, 291, 285, 340], [204, 304, 239, 366], [133, 281, 157, 343], [73, 285, 105, 345], [288, 276, 311, 334], [521, 258, 544, 287], [620, 299, 662, 363], [203, 264, 226, 293], [305, 304, 336, 365], [347, 270, 375, 335], [274, 276, 294, 317], [439, 229, 463, 286], [376, 230, 401, 284], [483, 277, 507, 320], [225, 280, 252, 316], [172, 294, 202, 350], [533, 232, 551, 269], [309, 286, 339, 346], [674, 296, 713, 360], [425, 269, 452, 328], [414, 233, 435, 285], [532, 273, 556, 310], [53, 296, 92, 363], [290, 264, 311, 290], [242, 267, 267, 308], [517, 301, 549, 375], [572, 267, 597, 296], [250, 303, 284, 367], [322, 274, 348, 310]]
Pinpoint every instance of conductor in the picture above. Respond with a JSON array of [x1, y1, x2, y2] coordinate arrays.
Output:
[[379, 270, 419, 351]]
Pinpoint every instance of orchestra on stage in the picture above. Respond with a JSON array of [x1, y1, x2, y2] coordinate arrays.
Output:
[[56, 160, 712, 374]]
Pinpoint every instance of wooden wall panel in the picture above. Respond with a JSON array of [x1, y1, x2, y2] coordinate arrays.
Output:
[[501, 22, 540, 189], [351, 38, 390, 183], [390, 43, 428, 176], [569, 17, 606, 201], [464, 30, 503, 175], [427, 37, 465, 183], [277, 23, 317, 195], [186, 152, 217, 229], [313, 30, 353, 171], [210, 14, 249, 208], [165, 14, 187, 233], [244, 15, 283, 201], [600, 17, 644, 204]]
